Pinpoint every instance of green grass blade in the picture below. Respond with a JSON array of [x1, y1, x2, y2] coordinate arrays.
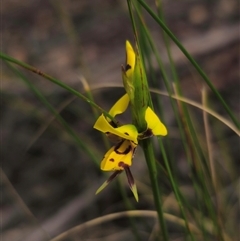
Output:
[[140, 138, 169, 241], [0, 52, 116, 123], [5, 62, 99, 165], [136, 0, 239, 129]]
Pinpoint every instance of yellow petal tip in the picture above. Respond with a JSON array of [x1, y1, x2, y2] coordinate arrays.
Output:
[[145, 107, 168, 136], [125, 40, 135, 77]]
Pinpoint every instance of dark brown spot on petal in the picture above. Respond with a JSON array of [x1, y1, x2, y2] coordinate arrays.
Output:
[[109, 120, 118, 128], [118, 162, 123, 167], [138, 128, 153, 140], [124, 132, 129, 136], [145, 128, 153, 137], [118, 162, 128, 168], [109, 158, 114, 162], [125, 64, 131, 72]]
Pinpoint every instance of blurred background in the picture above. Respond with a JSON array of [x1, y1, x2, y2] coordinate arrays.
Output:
[[2, 0, 239, 240]]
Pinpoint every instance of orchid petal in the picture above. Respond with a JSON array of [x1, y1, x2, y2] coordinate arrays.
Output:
[[108, 94, 129, 118], [125, 166, 139, 202], [94, 114, 138, 144], [130, 182, 139, 202], [101, 140, 135, 171], [95, 170, 122, 195], [145, 107, 167, 136], [125, 41, 136, 77]]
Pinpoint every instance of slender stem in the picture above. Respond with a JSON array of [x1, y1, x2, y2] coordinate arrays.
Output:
[[141, 138, 169, 241]]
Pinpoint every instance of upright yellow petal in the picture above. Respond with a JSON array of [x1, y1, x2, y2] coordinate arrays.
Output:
[[122, 41, 135, 102], [108, 94, 129, 118], [125, 40, 136, 78], [145, 107, 167, 136]]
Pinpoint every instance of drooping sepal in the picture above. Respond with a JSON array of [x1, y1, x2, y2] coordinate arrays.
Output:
[[95, 170, 122, 195], [124, 165, 139, 202]]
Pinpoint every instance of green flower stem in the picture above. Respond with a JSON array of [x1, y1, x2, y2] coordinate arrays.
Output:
[[158, 138, 196, 241], [140, 138, 169, 241], [136, 0, 239, 130], [0, 52, 116, 124]]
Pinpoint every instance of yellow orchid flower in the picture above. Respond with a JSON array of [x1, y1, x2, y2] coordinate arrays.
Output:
[[94, 40, 168, 202], [93, 95, 139, 201], [93, 95, 166, 202]]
